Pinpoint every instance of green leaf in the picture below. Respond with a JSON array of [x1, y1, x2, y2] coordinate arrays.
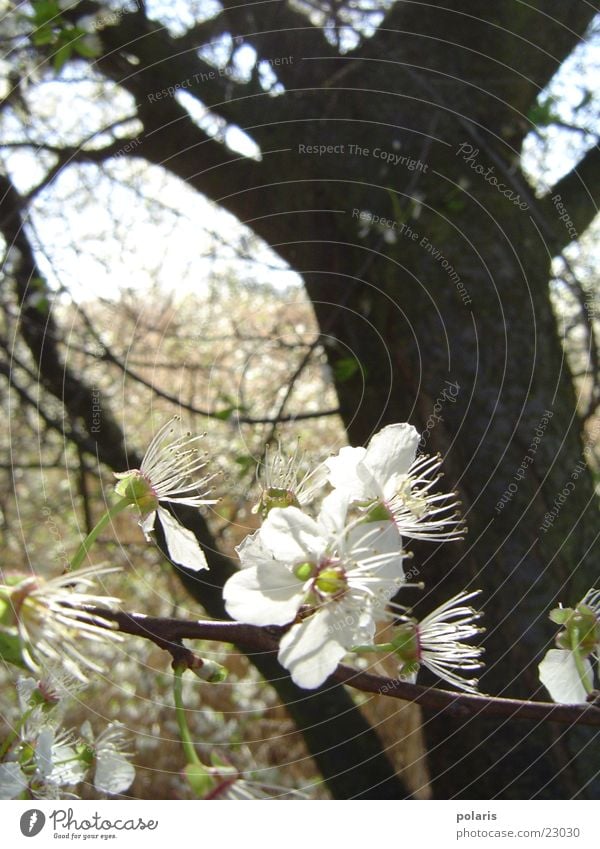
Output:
[[53, 43, 73, 73], [31, 0, 61, 27], [31, 25, 54, 46], [528, 97, 561, 129], [333, 356, 361, 382]]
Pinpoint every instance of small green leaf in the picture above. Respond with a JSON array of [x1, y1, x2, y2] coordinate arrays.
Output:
[[53, 43, 73, 72], [333, 357, 361, 382], [31, 0, 61, 27]]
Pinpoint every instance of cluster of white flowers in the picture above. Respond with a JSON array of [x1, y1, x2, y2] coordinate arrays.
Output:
[[0, 418, 487, 801], [224, 423, 483, 691], [538, 588, 600, 704], [0, 671, 135, 800]]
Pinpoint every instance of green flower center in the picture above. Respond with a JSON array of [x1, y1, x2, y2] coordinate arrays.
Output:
[[114, 470, 159, 515], [256, 487, 300, 518]]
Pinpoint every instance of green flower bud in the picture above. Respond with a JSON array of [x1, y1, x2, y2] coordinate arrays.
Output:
[[190, 657, 228, 683], [114, 470, 159, 515]]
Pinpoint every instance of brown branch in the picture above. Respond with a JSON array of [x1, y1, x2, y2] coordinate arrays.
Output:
[[89, 606, 600, 728]]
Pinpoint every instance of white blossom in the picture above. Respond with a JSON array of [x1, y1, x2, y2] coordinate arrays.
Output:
[[225, 491, 405, 688], [0, 565, 123, 682], [392, 590, 484, 693], [538, 588, 600, 704], [326, 423, 463, 541], [81, 722, 135, 795], [115, 418, 217, 571], [538, 649, 593, 704]]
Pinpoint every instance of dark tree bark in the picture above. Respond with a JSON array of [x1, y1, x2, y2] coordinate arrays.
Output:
[[3, 0, 599, 797]]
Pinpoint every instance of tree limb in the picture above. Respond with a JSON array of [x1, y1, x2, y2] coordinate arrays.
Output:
[[88, 606, 600, 728]]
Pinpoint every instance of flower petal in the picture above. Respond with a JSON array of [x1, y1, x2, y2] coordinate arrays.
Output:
[[224, 564, 304, 626], [156, 508, 209, 572], [95, 751, 136, 795], [0, 762, 27, 799], [538, 648, 592, 704], [317, 489, 350, 537], [345, 520, 405, 601], [325, 446, 372, 500], [364, 424, 419, 494], [140, 511, 157, 541], [260, 507, 325, 563], [235, 527, 268, 569], [278, 603, 375, 689]]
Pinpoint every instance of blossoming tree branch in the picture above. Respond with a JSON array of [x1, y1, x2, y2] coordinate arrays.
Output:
[[1, 418, 599, 799]]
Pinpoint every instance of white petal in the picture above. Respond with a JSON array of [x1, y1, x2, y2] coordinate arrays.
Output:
[[317, 489, 350, 536], [95, 752, 135, 795], [538, 649, 592, 704], [260, 507, 325, 563], [16, 677, 38, 711], [325, 446, 372, 500], [0, 762, 27, 799], [35, 728, 55, 779], [234, 527, 267, 568], [346, 520, 405, 592], [140, 511, 157, 540], [364, 424, 419, 494], [224, 564, 304, 626], [278, 604, 374, 689], [157, 508, 209, 572]]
